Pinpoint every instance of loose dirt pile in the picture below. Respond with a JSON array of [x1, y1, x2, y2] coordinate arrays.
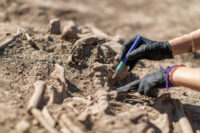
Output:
[[0, 0, 200, 133]]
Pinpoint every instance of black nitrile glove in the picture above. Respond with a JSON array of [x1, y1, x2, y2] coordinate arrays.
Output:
[[119, 36, 174, 71], [116, 68, 173, 95]]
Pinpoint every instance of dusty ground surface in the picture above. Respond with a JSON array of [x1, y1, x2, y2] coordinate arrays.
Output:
[[0, 0, 200, 133]]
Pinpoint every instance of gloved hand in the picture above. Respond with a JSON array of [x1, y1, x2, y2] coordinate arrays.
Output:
[[119, 35, 174, 71], [116, 68, 173, 95]]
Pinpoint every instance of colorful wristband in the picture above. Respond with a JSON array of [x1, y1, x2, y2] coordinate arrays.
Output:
[[160, 66, 176, 91]]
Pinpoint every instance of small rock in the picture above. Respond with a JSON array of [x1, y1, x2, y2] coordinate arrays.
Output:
[[48, 18, 61, 34], [61, 21, 78, 40], [15, 120, 30, 133]]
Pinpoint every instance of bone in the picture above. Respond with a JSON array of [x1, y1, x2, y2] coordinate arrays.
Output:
[[60, 114, 84, 133], [0, 29, 23, 50], [69, 35, 98, 55], [48, 18, 61, 34], [47, 85, 57, 104], [67, 35, 98, 66], [59, 119, 72, 133], [42, 106, 56, 127], [66, 103, 79, 114], [24, 31, 36, 46], [61, 21, 78, 40], [27, 80, 46, 112], [87, 24, 125, 44], [174, 99, 193, 133], [51, 64, 66, 85], [15, 120, 30, 133], [50, 64, 68, 103], [31, 108, 59, 133], [51, 64, 67, 93], [72, 97, 92, 105], [87, 25, 112, 40], [78, 90, 109, 121], [101, 40, 122, 56]]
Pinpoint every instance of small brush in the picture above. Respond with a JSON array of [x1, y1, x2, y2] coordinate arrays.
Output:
[[112, 35, 142, 79]]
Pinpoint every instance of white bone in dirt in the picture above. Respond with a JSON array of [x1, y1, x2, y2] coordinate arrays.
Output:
[[59, 119, 72, 133], [27, 80, 46, 112], [47, 85, 57, 104], [48, 18, 61, 34], [72, 97, 92, 105], [42, 106, 56, 127], [31, 108, 59, 133], [51, 64, 67, 93], [60, 114, 84, 133], [78, 90, 109, 121], [51, 64, 66, 85], [0, 29, 23, 50], [24, 31, 35, 46]]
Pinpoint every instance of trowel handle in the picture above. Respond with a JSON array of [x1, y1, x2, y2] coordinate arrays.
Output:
[[122, 35, 142, 63]]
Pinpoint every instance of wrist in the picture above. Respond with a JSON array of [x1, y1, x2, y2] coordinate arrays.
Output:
[[190, 29, 200, 51], [169, 34, 192, 56], [169, 29, 200, 56], [169, 64, 185, 86]]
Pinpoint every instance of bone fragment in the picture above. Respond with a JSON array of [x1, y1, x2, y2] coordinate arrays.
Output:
[[51, 64, 67, 94], [0, 29, 23, 50], [59, 119, 72, 133], [47, 85, 57, 104], [51, 64, 66, 86], [48, 18, 61, 34], [61, 21, 78, 39], [31, 108, 59, 133], [72, 97, 92, 105], [42, 106, 56, 127], [60, 114, 84, 133], [27, 80, 46, 112], [78, 90, 109, 121], [87, 25, 112, 40], [24, 31, 35, 46]]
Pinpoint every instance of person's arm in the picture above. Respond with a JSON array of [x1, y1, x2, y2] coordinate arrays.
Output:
[[170, 67, 200, 91], [120, 29, 200, 71], [116, 65, 200, 95], [169, 29, 200, 56]]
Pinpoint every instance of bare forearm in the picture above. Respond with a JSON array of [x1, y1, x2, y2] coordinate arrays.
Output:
[[170, 67, 200, 91], [169, 29, 200, 56]]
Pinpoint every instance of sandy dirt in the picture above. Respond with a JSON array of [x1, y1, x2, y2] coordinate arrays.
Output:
[[0, 0, 200, 133]]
